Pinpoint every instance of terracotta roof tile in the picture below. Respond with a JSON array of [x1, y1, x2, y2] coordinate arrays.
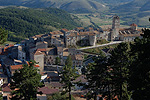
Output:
[[37, 48, 47, 52], [61, 28, 68, 32], [10, 65, 23, 70], [50, 82, 64, 87], [2, 84, 11, 92], [73, 75, 87, 83], [34, 64, 40, 68], [76, 27, 84, 30], [50, 31, 63, 35], [38, 87, 58, 94], [130, 23, 137, 26]]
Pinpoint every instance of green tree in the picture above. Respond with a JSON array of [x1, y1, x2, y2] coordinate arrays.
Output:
[[10, 61, 44, 100], [85, 55, 111, 100], [108, 43, 132, 100], [0, 27, 8, 44], [0, 88, 2, 100], [60, 55, 79, 100], [129, 28, 150, 100], [55, 57, 61, 65], [65, 55, 73, 67]]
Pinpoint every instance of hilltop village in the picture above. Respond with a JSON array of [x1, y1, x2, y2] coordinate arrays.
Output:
[[0, 15, 143, 99]]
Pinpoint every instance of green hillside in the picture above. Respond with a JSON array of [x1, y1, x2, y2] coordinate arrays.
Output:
[[0, 7, 81, 42]]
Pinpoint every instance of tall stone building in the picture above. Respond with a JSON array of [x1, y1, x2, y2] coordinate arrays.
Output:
[[110, 15, 120, 41]]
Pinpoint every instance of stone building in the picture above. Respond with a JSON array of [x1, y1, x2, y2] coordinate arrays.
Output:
[[34, 50, 45, 72], [107, 15, 142, 41], [109, 15, 120, 41]]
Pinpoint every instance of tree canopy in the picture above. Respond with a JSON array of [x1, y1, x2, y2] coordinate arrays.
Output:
[[60, 55, 79, 100], [129, 28, 150, 100], [10, 61, 44, 100], [0, 7, 81, 42], [0, 27, 8, 44]]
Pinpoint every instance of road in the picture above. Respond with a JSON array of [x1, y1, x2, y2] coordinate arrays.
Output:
[[78, 41, 123, 50]]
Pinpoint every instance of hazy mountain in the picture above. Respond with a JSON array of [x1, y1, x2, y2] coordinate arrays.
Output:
[[0, 0, 134, 13], [112, 0, 150, 12], [111, 0, 150, 27], [0, 0, 108, 13]]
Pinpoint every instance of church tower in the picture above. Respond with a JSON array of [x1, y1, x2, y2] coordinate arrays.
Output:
[[112, 15, 120, 29], [111, 15, 120, 41]]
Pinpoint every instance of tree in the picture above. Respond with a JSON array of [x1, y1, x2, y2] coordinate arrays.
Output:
[[65, 55, 73, 67], [108, 43, 132, 100], [10, 61, 44, 100], [60, 55, 79, 100], [129, 28, 150, 100], [55, 57, 61, 65], [0, 27, 8, 44], [85, 55, 111, 100]]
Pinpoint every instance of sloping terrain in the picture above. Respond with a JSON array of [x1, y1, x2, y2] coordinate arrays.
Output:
[[0, 7, 81, 42], [111, 0, 150, 27], [0, 0, 108, 13]]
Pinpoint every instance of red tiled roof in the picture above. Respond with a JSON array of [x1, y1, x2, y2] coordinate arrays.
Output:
[[130, 23, 137, 26], [50, 82, 64, 87], [2, 84, 11, 92], [37, 48, 47, 52], [61, 28, 68, 32], [10, 65, 23, 70], [50, 31, 63, 35], [34, 64, 40, 68], [38, 87, 58, 94], [73, 75, 87, 83], [76, 27, 84, 30], [3, 86, 11, 92]]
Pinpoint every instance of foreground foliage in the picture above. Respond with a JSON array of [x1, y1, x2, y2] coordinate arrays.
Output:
[[10, 61, 44, 100], [129, 28, 150, 100], [85, 28, 150, 100], [60, 55, 79, 100]]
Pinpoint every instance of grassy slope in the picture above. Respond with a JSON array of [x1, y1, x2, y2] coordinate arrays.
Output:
[[0, 7, 81, 42]]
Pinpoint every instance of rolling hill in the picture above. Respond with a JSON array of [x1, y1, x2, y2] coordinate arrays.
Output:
[[0, 7, 81, 42], [111, 0, 150, 27], [0, 0, 109, 13]]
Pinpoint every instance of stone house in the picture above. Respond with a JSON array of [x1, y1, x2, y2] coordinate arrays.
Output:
[[48, 82, 64, 91], [69, 48, 83, 67], [34, 50, 45, 72], [8, 45, 26, 60], [51, 35, 64, 47], [36, 41, 48, 49]]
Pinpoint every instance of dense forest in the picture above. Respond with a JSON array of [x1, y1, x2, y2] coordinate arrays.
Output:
[[0, 7, 81, 42]]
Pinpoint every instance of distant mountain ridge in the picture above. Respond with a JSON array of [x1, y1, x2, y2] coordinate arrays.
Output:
[[111, 0, 150, 27], [0, 0, 133, 13], [112, 0, 150, 12]]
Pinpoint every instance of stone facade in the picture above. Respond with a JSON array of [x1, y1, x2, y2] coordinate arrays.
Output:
[[34, 51, 44, 72], [107, 15, 142, 41]]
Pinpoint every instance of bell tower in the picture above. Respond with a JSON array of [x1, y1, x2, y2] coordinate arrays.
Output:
[[111, 15, 120, 40]]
